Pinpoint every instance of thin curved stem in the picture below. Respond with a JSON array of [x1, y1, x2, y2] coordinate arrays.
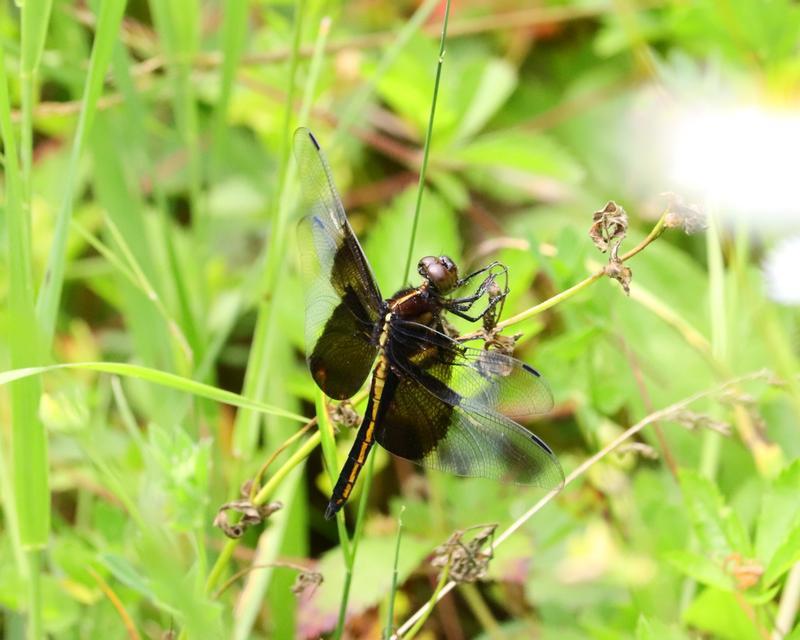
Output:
[[402, 0, 452, 284], [458, 211, 669, 342], [393, 369, 772, 637]]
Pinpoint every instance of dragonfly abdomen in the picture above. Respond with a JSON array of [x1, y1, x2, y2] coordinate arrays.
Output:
[[325, 316, 394, 519]]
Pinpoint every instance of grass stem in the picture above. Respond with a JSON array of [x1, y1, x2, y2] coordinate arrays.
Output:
[[401, 0, 452, 284], [385, 507, 406, 639]]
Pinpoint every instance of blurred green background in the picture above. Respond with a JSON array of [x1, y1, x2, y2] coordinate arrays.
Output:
[[1, 0, 800, 638]]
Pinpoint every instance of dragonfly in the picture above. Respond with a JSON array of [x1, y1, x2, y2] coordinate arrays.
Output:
[[294, 127, 563, 519]]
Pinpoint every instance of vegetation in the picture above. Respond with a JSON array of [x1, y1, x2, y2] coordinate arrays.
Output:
[[1, 0, 799, 638]]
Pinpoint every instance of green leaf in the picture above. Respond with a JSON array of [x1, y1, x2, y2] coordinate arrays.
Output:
[[36, 0, 129, 343], [452, 58, 517, 143], [636, 614, 690, 640], [446, 129, 584, 199], [98, 553, 158, 603], [0, 362, 307, 423], [764, 526, 800, 586], [679, 470, 749, 557], [665, 549, 734, 591], [683, 588, 762, 640], [756, 459, 800, 568], [298, 535, 430, 637], [363, 186, 460, 295]]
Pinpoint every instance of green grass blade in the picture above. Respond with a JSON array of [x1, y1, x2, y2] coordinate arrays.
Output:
[[0, 362, 308, 423], [232, 0, 308, 455], [213, 0, 248, 150], [1, 37, 48, 640], [385, 507, 405, 639], [0, 39, 48, 551], [20, 0, 53, 189], [36, 0, 128, 344]]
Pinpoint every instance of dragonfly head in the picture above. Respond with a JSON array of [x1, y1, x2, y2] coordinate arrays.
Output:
[[418, 255, 459, 294]]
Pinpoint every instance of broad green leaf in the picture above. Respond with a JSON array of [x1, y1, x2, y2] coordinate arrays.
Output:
[[665, 549, 734, 591], [449, 129, 584, 184], [144, 425, 211, 532], [764, 526, 800, 586], [683, 588, 762, 640], [298, 535, 430, 637], [679, 470, 749, 557], [756, 460, 800, 567], [452, 58, 517, 143], [373, 33, 459, 136]]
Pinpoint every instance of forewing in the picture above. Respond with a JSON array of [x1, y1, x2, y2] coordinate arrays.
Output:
[[374, 371, 563, 488], [294, 127, 382, 399], [392, 320, 554, 418]]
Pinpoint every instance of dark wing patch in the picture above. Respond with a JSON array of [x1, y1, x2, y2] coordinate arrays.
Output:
[[392, 320, 554, 418], [294, 127, 383, 399], [374, 370, 563, 488]]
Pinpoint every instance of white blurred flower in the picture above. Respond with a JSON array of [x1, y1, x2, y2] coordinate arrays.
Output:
[[763, 236, 800, 305], [668, 106, 800, 227]]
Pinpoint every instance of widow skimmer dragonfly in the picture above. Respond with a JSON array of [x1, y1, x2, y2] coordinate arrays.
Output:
[[294, 128, 563, 519]]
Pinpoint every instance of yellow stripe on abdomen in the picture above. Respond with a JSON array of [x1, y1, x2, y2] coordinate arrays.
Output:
[[337, 314, 393, 504]]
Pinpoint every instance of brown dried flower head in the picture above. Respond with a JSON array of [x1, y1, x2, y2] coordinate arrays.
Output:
[[431, 524, 498, 583], [213, 499, 283, 539], [589, 201, 629, 257]]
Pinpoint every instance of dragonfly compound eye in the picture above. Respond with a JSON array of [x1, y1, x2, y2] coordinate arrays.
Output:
[[420, 256, 458, 293]]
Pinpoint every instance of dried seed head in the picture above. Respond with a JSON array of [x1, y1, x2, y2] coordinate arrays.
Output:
[[213, 500, 283, 539], [617, 442, 659, 460], [604, 259, 632, 295], [589, 201, 629, 257], [482, 330, 522, 357], [590, 201, 633, 293], [330, 401, 360, 430], [431, 524, 498, 583], [667, 409, 731, 436], [291, 570, 323, 598]]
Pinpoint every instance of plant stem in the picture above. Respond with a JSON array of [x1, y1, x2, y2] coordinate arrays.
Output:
[[459, 211, 669, 341], [773, 562, 800, 640], [253, 433, 322, 505], [385, 507, 405, 639], [699, 210, 727, 479], [402, 560, 452, 640], [335, 449, 377, 639], [394, 369, 772, 637], [26, 550, 42, 640], [402, 0, 452, 284], [204, 431, 322, 595], [460, 583, 501, 638]]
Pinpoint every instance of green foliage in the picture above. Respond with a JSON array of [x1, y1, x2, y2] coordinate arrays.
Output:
[[1, 1, 799, 638]]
